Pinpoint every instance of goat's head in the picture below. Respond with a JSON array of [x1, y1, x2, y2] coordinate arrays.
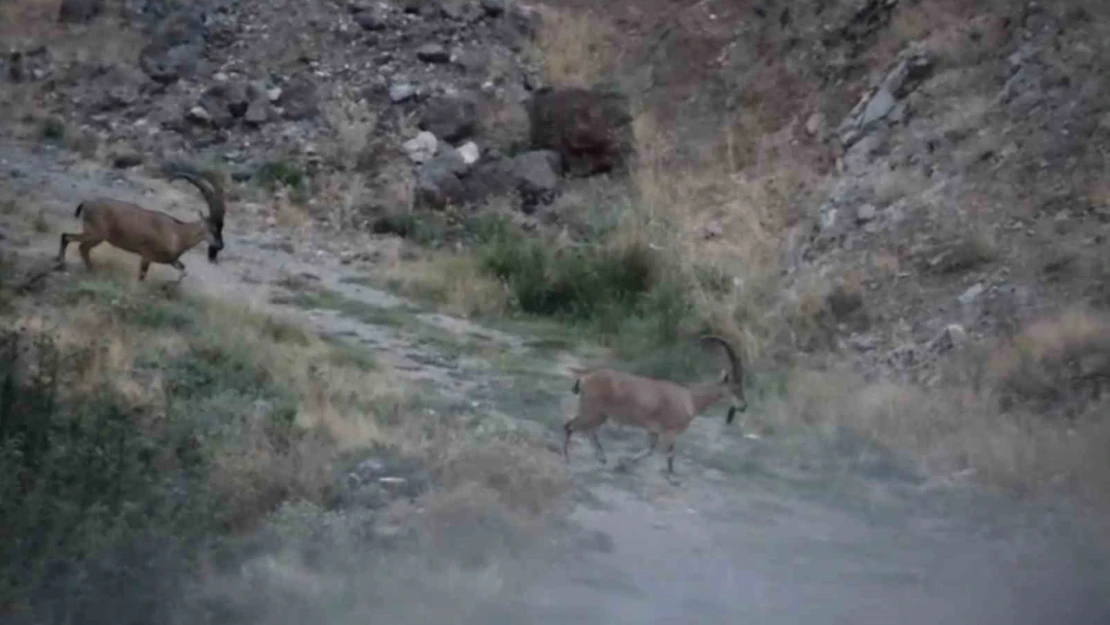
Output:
[[165, 165, 227, 263], [700, 335, 747, 423]]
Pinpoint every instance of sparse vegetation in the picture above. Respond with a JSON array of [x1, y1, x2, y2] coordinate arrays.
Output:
[[0, 267, 569, 619]]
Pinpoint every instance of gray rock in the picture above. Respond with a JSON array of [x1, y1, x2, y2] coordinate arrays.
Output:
[[58, 0, 103, 23], [510, 149, 561, 199], [138, 9, 206, 84], [389, 83, 417, 103], [353, 8, 388, 30], [958, 283, 985, 305], [197, 82, 251, 128], [529, 87, 633, 177], [457, 141, 480, 164], [805, 112, 824, 136], [402, 131, 438, 164], [111, 150, 143, 169], [415, 150, 469, 209], [278, 73, 320, 121], [244, 98, 272, 126], [860, 88, 896, 128], [480, 0, 506, 16], [856, 204, 877, 223], [186, 105, 211, 124], [418, 95, 478, 142], [416, 43, 450, 63]]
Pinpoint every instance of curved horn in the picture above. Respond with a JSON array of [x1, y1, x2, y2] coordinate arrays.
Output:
[[700, 335, 742, 384], [164, 165, 226, 224]]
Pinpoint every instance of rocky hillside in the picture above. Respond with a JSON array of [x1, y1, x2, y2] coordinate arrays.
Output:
[[4, 0, 1110, 423]]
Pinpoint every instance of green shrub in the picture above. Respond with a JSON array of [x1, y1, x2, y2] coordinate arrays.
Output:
[[476, 228, 693, 345], [0, 331, 215, 621]]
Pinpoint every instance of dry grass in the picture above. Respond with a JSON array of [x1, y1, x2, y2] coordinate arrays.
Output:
[[761, 365, 1110, 503], [987, 308, 1110, 416], [533, 4, 620, 87], [378, 251, 510, 318]]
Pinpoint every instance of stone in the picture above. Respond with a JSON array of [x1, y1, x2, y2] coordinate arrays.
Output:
[[480, 0, 506, 16], [958, 283, 985, 305], [278, 73, 320, 120], [805, 112, 824, 136], [353, 8, 387, 30], [138, 9, 206, 84], [244, 98, 272, 126], [456, 141, 480, 165], [529, 87, 634, 177], [111, 150, 143, 169], [931, 324, 968, 352], [416, 43, 450, 63], [856, 203, 877, 223], [389, 83, 416, 103], [402, 131, 438, 164], [418, 95, 478, 142], [58, 0, 103, 23], [186, 105, 211, 124], [860, 87, 896, 128]]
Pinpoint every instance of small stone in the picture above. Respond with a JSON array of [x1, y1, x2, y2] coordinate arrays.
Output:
[[402, 131, 438, 164], [958, 283, 984, 305], [805, 112, 824, 136], [416, 43, 450, 63], [860, 87, 896, 128], [244, 99, 271, 125], [186, 106, 211, 124], [933, 324, 968, 351], [480, 0, 506, 16], [389, 83, 416, 103], [701, 219, 724, 240], [266, 86, 283, 102], [353, 9, 387, 30], [111, 150, 143, 169], [856, 203, 877, 222], [456, 141, 480, 164], [213, 72, 229, 82]]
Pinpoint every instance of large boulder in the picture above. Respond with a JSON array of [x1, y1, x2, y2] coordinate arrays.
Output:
[[458, 150, 562, 210], [528, 87, 634, 177], [418, 95, 478, 143], [414, 148, 469, 209]]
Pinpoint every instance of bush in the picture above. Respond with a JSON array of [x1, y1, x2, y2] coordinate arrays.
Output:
[[0, 331, 215, 621], [476, 228, 692, 344]]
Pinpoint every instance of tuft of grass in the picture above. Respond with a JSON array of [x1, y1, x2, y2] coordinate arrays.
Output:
[[987, 308, 1110, 418], [533, 5, 620, 87]]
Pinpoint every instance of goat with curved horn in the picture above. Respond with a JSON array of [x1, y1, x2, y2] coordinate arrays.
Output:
[[563, 335, 747, 476], [161, 163, 227, 262], [56, 162, 228, 282]]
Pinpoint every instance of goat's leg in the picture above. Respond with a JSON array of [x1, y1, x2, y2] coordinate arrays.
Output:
[[564, 410, 605, 464], [616, 431, 659, 471], [170, 260, 187, 283], [57, 233, 74, 266], [663, 432, 679, 475], [138, 259, 151, 281], [588, 429, 607, 465], [77, 239, 102, 270]]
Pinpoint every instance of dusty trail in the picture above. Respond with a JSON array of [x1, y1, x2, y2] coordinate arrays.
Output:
[[3, 141, 1109, 624]]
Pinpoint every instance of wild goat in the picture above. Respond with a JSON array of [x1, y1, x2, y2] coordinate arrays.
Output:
[[563, 336, 746, 475], [56, 165, 227, 282]]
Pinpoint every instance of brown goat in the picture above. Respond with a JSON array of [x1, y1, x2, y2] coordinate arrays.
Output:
[[563, 336, 747, 475], [56, 167, 227, 282]]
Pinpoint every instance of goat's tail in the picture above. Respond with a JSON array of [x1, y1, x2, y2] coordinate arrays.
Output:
[[74, 202, 85, 218]]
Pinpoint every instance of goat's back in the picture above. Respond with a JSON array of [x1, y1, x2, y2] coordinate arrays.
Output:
[[577, 368, 695, 431], [80, 198, 190, 259]]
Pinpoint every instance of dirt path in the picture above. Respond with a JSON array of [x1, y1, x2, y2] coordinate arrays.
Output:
[[3, 141, 1109, 624]]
